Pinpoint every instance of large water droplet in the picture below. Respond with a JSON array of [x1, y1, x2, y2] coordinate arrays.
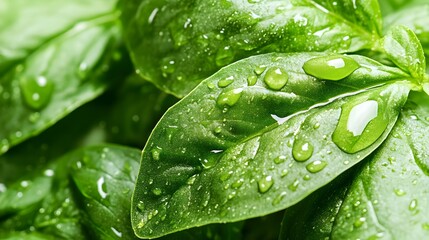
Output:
[[303, 55, 360, 80], [19, 76, 54, 110], [264, 67, 288, 90], [306, 160, 327, 173], [217, 88, 243, 107], [258, 175, 274, 193], [332, 99, 388, 153], [292, 140, 314, 162]]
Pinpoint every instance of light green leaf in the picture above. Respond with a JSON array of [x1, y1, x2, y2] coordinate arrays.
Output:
[[383, 25, 426, 80], [331, 92, 429, 239], [383, 1, 429, 58], [123, 0, 383, 97], [131, 52, 411, 238], [0, 0, 123, 156]]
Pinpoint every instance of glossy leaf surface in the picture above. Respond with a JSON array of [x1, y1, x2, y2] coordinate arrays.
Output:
[[123, 0, 383, 97], [132, 52, 411, 238], [0, 0, 123, 155]]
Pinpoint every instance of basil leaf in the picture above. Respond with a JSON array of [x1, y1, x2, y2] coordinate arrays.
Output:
[[0, 0, 123, 155], [132, 52, 411, 238], [279, 171, 353, 240], [70, 145, 141, 239], [383, 25, 426, 80], [123, 0, 383, 97], [331, 92, 429, 239], [384, 2, 429, 57], [0, 157, 85, 239]]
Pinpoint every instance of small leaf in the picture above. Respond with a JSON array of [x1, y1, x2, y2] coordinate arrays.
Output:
[[131, 52, 411, 238], [331, 92, 429, 239], [382, 25, 426, 80], [123, 0, 383, 97]]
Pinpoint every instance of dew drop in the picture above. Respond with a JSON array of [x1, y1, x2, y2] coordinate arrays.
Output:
[[409, 199, 418, 211], [272, 192, 286, 206], [394, 188, 406, 196], [274, 155, 286, 164], [258, 175, 274, 193], [218, 76, 235, 88], [29, 112, 41, 123], [306, 160, 327, 173], [217, 88, 243, 107], [280, 169, 289, 177], [263, 67, 288, 90], [254, 65, 267, 75], [19, 76, 54, 110], [231, 178, 244, 189], [200, 157, 218, 169], [247, 75, 258, 86], [288, 179, 300, 191], [152, 188, 162, 196], [151, 147, 162, 161], [292, 140, 314, 162], [161, 58, 176, 77], [353, 217, 366, 228], [303, 55, 360, 80], [137, 201, 145, 211], [0, 139, 10, 154]]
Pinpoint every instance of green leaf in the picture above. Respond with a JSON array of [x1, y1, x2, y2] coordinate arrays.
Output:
[[0, 0, 123, 155], [132, 52, 411, 238], [0, 156, 85, 239], [123, 0, 383, 97], [279, 171, 354, 240], [70, 145, 141, 239], [331, 92, 429, 239], [0, 232, 56, 240], [383, 2, 429, 57], [382, 25, 426, 80]]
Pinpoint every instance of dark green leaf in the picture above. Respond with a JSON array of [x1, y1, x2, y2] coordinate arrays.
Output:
[[331, 92, 429, 239], [279, 170, 354, 240], [123, 0, 383, 97], [0, 0, 123, 155], [132, 52, 411, 238], [383, 25, 426, 80], [70, 145, 141, 239]]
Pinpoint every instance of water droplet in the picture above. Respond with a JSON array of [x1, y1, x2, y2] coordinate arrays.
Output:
[[394, 188, 406, 196], [288, 179, 300, 191], [258, 176, 274, 193], [332, 99, 387, 153], [272, 192, 286, 206], [97, 176, 107, 199], [231, 178, 244, 189], [247, 0, 261, 3], [292, 140, 314, 162], [409, 199, 418, 211], [247, 75, 258, 86], [306, 160, 327, 173], [207, 82, 215, 89], [281, 169, 289, 177], [151, 147, 162, 161], [353, 217, 366, 228], [44, 169, 54, 177], [220, 171, 233, 181], [263, 67, 288, 90], [161, 58, 176, 77], [217, 88, 243, 107], [19, 76, 54, 110], [137, 201, 145, 211], [254, 65, 267, 75], [303, 55, 360, 80], [200, 157, 218, 169], [215, 46, 234, 67], [423, 223, 429, 230], [274, 156, 286, 164], [218, 76, 234, 88], [152, 188, 162, 196], [29, 112, 41, 123], [0, 139, 10, 154]]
